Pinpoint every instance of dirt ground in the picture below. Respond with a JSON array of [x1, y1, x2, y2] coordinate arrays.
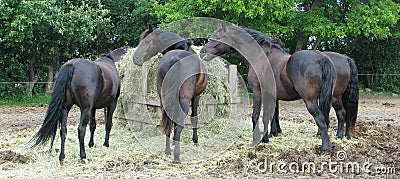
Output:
[[0, 95, 399, 178]]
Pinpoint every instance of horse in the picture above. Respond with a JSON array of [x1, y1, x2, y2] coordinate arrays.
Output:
[[132, 28, 207, 162], [31, 46, 128, 165], [200, 24, 357, 154]]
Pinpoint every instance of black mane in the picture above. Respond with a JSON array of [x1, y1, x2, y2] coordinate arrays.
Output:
[[141, 28, 195, 54], [99, 52, 114, 61], [241, 27, 288, 53]]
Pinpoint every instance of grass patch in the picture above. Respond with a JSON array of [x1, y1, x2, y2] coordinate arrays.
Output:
[[0, 94, 50, 107]]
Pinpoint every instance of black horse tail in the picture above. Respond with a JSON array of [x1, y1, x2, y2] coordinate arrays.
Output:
[[31, 64, 74, 148], [318, 57, 335, 122], [342, 58, 359, 130]]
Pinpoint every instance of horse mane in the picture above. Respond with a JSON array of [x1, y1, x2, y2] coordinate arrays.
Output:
[[241, 27, 288, 54], [99, 52, 113, 60]]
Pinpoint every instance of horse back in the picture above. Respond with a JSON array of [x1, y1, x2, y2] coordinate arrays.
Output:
[[157, 50, 206, 100], [94, 60, 120, 108]]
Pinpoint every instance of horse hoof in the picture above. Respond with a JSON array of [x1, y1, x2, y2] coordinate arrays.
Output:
[[261, 137, 269, 143], [173, 156, 180, 163], [320, 149, 331, 155], [336, 135, 343, 140], [165, 149, 171, 155], [103, 143, 109, 147], [269, 132, 278, 138], [59, 160, 64, 166], [250, 141, 259, 147], [81, 158, 88, 164], [194, 143, 199, 146]]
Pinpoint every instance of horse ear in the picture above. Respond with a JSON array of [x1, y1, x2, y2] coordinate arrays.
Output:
[[186, 39, 194, 46], [221, 22, 228, 32]]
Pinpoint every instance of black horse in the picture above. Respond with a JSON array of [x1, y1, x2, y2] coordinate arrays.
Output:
[[31, 47, 128, 165], [201, 24, 340, 154], [132, 28, 207, 162]]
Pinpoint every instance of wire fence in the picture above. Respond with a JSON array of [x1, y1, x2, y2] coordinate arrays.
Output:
[[0, 73, 399, 98], [1, 74, 399, 84]]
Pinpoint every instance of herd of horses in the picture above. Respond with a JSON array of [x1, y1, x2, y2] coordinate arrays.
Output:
[[31, 23, 359, 164]]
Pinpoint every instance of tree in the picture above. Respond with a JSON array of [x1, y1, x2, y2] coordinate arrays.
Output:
[[154, 0, 296, 35], [102, 0, 159, 47], [292, 0, 400, 51], [0, 0, 112, 97]]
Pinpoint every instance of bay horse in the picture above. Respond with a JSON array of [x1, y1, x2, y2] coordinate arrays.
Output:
[[200, 24, 344, 154], [31, 47, 128, 165], [132, 28, 207, 162]]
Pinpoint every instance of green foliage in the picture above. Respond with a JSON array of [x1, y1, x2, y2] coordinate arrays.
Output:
[[154, 0, 296, 34], [102, 0, 159, 47], [0, 0, 112, 99]]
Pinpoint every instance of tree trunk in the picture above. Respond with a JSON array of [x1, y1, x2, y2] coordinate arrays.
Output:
[[45, 65, 54, 94], [312, 37, 322, 50], [310, 0, 322, 10], [295, 0, 322, 52], [27, 60, 35, 96], [295, 31, 307, 52]]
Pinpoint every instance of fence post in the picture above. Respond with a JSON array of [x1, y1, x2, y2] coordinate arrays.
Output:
[[141, 64, 149, 96], [229, 65, 239, 115]]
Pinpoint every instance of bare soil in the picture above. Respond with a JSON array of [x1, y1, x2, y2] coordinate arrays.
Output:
[[0, 95, 399, 178]]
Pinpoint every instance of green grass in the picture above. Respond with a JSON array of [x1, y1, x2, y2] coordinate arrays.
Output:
[[0, 94, 50, 107]]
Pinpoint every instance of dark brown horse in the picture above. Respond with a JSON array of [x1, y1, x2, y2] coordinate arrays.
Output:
[[132, 28, 207, 162], [201, 24, 346, 154], [31, 47, 128, 165]]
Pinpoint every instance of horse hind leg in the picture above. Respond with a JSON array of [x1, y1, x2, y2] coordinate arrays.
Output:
[[59, 108, 69, 165], [305, 101, 332, 154], [78, 108, 91, 163], [88, 109, 96, 148], [173, 99, 190, 162], [162, 108, 172, 155], [251, 88, 262, 146], [104, 101, 117, 147], [332, 97, 346, 139], [344, 114, 353, 139], [190, 95, 201, 145], [269, 100, 280, 137]]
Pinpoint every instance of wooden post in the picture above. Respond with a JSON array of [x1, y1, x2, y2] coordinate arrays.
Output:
[[229, 65, 239, 115], [141, 64, 149, 96]]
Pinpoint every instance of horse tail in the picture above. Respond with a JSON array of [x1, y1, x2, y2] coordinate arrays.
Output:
[[161, 107, 173, 135], [342, 58, 359, 130], [318, 57, 335, 121], [31, 64, 74, 148]]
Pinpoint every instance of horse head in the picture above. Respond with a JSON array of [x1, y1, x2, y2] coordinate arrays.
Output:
[[132, 28, 189, 66], [200, 23, 237, 61]]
